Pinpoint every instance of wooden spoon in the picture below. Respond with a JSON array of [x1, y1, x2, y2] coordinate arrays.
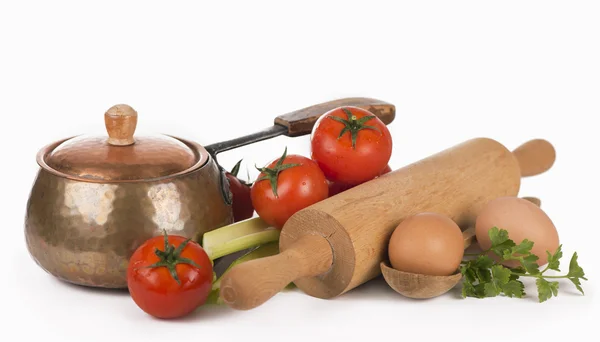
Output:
[[380, 196, 541, 299]]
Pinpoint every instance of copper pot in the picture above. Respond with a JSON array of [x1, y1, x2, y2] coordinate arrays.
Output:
[[24, 98, 395, 288]]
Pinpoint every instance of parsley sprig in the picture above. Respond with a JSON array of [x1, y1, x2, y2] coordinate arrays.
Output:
[[460, 227, 587, 302]]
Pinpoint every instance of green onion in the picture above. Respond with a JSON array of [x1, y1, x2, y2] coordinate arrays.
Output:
[[202, 217, 280, 261]]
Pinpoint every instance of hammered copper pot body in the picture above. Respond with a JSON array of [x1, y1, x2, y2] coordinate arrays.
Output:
[[24, 105, 233, 289], [25, 160, 231, 288]]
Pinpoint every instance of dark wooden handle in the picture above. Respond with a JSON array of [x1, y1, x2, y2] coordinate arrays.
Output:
[[274, 97, 396, 137]]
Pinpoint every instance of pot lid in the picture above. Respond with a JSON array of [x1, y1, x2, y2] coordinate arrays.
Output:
[[38, 104, 208, 182]]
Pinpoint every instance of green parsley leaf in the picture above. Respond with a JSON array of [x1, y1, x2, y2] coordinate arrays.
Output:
[[567, 252, 586, 279], [475, 268, 492, 284], [474, 255, 494, 269], [501, 248, 516, 261], [546, 244, 563, 272], [550, 282, 559, 296], [536, 278, 552, 302], [510, 266, 526, 276], [460, 228, 586, 303], [488, 227, 509, 245], [501, 280, 525, 298], [460, 263, 477, 283], [521, 254, 540, 274], [460, 259, 493, 299], [569, 277, 584, 295], [513, 239, 534, 255], [461, 281, 470, 298], [491, 265, 511, 285], [472, 283, 487, 298], [461, 280, 474, 298], [482, 265, 512, 297], [461, 278, 487, 298], [492, 241, 516, 257], [489, 227, 517, 257], [484, 282, 501, 297], [536, 278, 559, 303]]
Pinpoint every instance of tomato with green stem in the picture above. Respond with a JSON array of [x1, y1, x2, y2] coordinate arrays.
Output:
[[311, 106, 393, 185], [251, 147, 328, 229], [127, 231, 213, 319]]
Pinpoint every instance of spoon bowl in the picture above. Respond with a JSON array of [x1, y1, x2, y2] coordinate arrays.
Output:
[[380, 196, 541, 299], [380, 261, 463, 299]]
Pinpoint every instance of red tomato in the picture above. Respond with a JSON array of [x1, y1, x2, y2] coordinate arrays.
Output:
[[251, 148, 328, 229], [226, 173, 254, 222], [328, 164, 393, 197], [127, 231, 213, 319], [225, 159, 254, 222], [380, 164, 392, 175], [310, 106, 393, 185], [327, 181, 354, 197]]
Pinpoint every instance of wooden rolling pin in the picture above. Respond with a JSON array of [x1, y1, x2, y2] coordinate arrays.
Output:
[[219, 137, 556, 310]]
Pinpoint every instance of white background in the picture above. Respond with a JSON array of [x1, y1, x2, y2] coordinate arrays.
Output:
[[1, 1, 599, 341]]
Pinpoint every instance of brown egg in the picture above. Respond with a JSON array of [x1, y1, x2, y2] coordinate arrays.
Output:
[[388, 212, 465, 276], [475, 197, 559, 267]]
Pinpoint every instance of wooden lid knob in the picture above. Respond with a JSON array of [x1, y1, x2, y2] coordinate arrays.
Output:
[[104, 104, 138, 146]]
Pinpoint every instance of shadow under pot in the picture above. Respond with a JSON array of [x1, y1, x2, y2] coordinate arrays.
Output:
[[24, 98, 396, 289]]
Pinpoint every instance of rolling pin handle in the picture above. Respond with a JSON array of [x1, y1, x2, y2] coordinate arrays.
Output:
[[219, 234, 333, 310], [512, 139, 556, 177]]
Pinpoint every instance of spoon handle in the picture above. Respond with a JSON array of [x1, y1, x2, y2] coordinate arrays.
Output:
[[462, 228, 476, 249]]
